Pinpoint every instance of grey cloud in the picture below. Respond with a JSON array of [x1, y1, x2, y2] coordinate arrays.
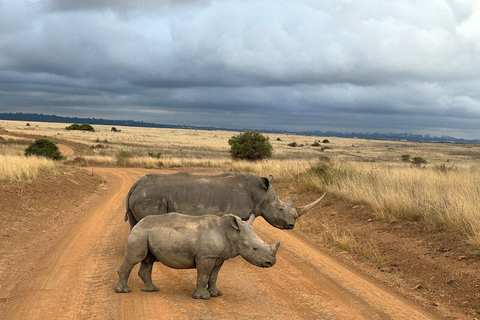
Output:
[[0, 0, 479, 138]]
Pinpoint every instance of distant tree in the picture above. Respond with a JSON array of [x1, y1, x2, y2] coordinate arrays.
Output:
[[322, 139, 330, 143], [412, 157, 427, 166], [25, 139, 62, 160], [111, 127, 121, 132], [276, 138, 282, 141], [65, 123, 95, 132], [26, 123, 30, 126], [311, 140, 320, 147], [287, 142, 298, 147], [228, 131, 272, 161]]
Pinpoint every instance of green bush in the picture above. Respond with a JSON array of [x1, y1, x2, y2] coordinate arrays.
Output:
[[287, 142, 298, 147], [25, 139, 63, 160], [401, 154, 411, 161], [111, 127, 121, 132], [311, 140, 320, 147], [148, 152, 162, 159], [228, 131, 273, 161], [322, 139, 330, 143], [412, 157, 427, 165], [65, 123, 95, 132]]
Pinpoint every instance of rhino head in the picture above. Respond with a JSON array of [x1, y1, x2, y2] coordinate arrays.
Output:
[[229, 214, 280, 268], [255, 175, 327, 230]]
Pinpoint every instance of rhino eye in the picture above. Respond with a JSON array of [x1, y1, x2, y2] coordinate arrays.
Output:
[[253, 246, 258, 251]]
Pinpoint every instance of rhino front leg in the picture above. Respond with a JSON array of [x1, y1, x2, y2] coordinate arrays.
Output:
[[138, 252, 160, 292], [207, 262, 224, 297], [192, 258, 216, 300]]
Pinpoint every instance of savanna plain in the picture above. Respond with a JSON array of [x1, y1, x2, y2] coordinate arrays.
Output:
[[1, 119, 479, 319]]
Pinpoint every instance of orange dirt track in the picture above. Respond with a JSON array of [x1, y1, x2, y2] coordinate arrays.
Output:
[[3, 168, 437, 319]]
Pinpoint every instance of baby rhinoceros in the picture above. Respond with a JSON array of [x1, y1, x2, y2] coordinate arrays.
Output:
[[115, 212, 280, 299]]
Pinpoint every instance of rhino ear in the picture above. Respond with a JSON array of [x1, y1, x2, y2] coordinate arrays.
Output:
[[260, 177, 270, 190], [230, 216, 242, 231], [268, 175, 273, 183]]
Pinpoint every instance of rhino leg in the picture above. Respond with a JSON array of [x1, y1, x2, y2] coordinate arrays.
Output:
[[192, 258, 216, 300], [138, 252, 160, 292], [115, 233, 149, 293], [207, 262, 224, 297]]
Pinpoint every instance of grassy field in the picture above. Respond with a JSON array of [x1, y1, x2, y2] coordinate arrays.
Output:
[[1, 120, 480, 250]]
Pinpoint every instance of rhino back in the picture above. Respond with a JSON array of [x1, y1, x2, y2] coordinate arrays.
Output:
[[129, 172, 255, 221]]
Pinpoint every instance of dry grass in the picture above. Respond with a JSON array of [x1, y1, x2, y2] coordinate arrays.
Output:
[[4, 120, 480, 163], [0, 155, 58, 183], [297, 161, 480, 251], [2, 120, 480, 250]]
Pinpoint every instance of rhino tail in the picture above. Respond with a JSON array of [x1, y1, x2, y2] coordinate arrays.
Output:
[[125, 176, 143, 229]]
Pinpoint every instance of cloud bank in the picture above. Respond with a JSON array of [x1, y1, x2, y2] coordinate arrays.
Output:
[[1, 0, 479, 137]]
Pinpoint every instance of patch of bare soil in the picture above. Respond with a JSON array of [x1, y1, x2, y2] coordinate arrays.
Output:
[[0, 168, 103, 306], [292, 191, 480, 320]]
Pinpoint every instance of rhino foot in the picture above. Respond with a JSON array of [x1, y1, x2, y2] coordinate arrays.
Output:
[[115, 284, 131, 293], [192, 288, 211, 300], [142, 284, 160, 292], [208, 288, 222, 297]]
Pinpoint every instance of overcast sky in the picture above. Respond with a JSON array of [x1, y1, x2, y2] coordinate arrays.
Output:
[[1, 0, 479, 138]]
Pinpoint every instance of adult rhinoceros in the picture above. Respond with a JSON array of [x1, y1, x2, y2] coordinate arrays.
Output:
[[125, 172, 326, 230]]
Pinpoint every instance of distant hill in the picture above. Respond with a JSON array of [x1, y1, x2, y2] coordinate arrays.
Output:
[[0, 112, 478, 144]]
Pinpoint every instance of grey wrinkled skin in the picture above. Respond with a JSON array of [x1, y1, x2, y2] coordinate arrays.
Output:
[[115, 213, 280, 299], [125, 172, 326, 230]]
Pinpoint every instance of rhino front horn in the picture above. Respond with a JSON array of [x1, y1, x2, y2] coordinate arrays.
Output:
[[296, 190, 327, 217], [272, 242, 280, 255]]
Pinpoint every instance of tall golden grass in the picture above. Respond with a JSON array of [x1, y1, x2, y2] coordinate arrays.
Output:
[[296, 162, 480, 251], [0, 155, 58, 183]]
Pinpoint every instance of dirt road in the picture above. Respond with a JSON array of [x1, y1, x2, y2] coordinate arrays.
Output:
[[3, 168, 437, 319]]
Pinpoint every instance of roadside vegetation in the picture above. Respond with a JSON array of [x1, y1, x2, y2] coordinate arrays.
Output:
[[0, 155, 58, 183]]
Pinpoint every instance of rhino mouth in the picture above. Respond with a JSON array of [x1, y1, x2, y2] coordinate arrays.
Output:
[[262, 260, 275, 268], [285, 223, 295, 230]]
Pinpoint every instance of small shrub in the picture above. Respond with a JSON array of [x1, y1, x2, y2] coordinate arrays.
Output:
[[412, 157, 427, 166], [116, 151, 133, 166], [276, 138, 282, 141], [322, 139, 330, 143], [26, 123, 30, 126], [401, 154, 411, 162], [69, 156, 88, 167], [65, 123, 95, 132], [287, 142, 298, 147], [111, 127, 121, 132], [25, 139, 63, 160], [311, 140, 320, 147], [148, 152, 162, 159], [228, 131, 273, 161]]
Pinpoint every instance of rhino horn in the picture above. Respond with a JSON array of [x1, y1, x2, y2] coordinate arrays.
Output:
[[272, 242, 280, 254], [247, 213, 255, 225], [286, 194, 296, 207], [296, 190, 327, 217]]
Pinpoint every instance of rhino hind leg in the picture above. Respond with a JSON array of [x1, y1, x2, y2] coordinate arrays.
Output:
[[192, 258, 216, 300], [207, 262, 224, 297], [115, 233, 149, 293], [139, 252, 160, 292]]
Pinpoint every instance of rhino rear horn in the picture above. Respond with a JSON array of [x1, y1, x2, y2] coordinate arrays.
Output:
[[286, 194, 296, 207], [247, 214, 255, 225], [296, 190, 327, 217]]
